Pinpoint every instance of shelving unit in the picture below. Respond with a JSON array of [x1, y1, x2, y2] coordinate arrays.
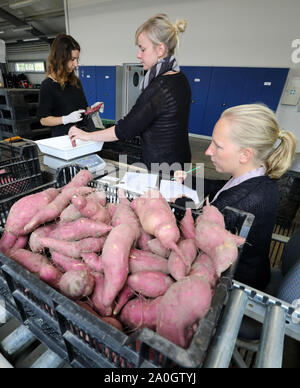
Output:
[[0, 89, 50, 140]]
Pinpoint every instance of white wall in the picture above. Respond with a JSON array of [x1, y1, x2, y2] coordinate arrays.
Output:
[[67, 0, 300, 69], [66, 0, 300, 165]]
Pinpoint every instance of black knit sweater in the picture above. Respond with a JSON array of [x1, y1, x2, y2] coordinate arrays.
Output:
[[176, 176, 279, 290], [115, 72, 192, 170]]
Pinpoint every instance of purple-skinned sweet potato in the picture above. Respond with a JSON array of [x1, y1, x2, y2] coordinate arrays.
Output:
[[5, 188, 59, 236], [102, 223, 141, 308], [157, 274, 212, 349], [38, 237, 104, 259], [59, 268, 95, 299], [24, 186, 94, 233], [119, 296, 163, 331], [129, 249, 169, 274], [168, 239, 197, 280], [127, 271, 174, 298]]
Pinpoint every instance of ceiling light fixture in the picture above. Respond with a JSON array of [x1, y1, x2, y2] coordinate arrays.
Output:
[[12, 25, 33, 32], [9, 0, 35, 9], [23, 37, 39, 41]]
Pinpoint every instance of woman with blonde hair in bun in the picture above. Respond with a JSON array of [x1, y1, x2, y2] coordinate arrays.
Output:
[[69, 13, 192, 171], [174, 104, 297, 290]]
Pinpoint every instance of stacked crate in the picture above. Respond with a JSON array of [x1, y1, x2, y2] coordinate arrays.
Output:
[[0, 89, 50, 140]]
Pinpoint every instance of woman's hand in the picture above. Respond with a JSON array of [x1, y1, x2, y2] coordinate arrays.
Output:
[[68, 126, 91, 142], [173, 170, 187, 184]]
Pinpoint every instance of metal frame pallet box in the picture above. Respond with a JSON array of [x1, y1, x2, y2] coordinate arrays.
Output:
[[0, 138, 43, 200], [0, 165, 254, 368]]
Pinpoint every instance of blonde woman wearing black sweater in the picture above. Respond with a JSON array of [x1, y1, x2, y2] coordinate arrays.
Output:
[[69, 14, 192, 171], [175, 104, 296, 290]]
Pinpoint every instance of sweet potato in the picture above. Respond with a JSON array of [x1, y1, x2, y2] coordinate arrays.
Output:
[[0, 231, 18, 254], [101, 316, 123, 332], [111, 201, 140, 231], [157, 274, 212, 349], [81, 252, 103, 272], [168, 239, 197, 281], [50, 218, 111, 241], [190, 252, 218, 288], [51, 251, 87, 273], [11, 235, 28, 251], [196, 197, 225, 228], [29, 224, 57, 253], [38, 237, 104, 259], [134, 189, 184, 263], [180, 208, 196, 239], [39, 264, 63, 289], [5, 188, 59, 236], [8, 248, 49, 273], [106, 203, 117, 218], [24, 186, 94, 233], [76, 301, 123, 332], [72, 194, 109, 224], [129, 249, 169, 274], [195, 219, 245, 276], [127, 271, 174, 298], [147, 238, 170, 258], [60, 204, 82, 223], [113, 284, 135, 316], [59, 268, 95, 299], [137, 228, 153, 251], [61, 169, 93, 191], [88, 190, 107, 207], [7, 248, 62, 288], [119, 296, 163, 331], [91, 273, 113, 316], [102, 223, 141, 308]]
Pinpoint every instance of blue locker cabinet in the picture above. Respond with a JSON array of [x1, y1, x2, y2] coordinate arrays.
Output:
[[79, 66, 97, 107], [95, 66, 116, 120], [241, 67, 289, 112], [201, 67, 289, 137], [201, 67, 249, 137], [181, 66, 212, 136]]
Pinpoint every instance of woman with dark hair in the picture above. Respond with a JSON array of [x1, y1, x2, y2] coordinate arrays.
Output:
[[37, 34, 94, 137]]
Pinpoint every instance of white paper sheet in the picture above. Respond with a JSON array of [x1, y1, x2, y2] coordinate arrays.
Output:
[[159, 179, 200, 205], [116, 172, 158, 195]]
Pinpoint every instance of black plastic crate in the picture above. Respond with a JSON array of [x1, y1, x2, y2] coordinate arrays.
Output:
[[276, 171, 300, 228], [0, 138, 43, 200], [0, 89, 39, 109], [0, 166, 254, 368]]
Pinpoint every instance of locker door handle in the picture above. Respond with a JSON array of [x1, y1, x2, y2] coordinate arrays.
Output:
[[222, 102, 226, 107]]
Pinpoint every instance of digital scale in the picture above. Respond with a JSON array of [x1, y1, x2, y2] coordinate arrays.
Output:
[[43, 153, 107, 175], [35, 135, 109, 176]]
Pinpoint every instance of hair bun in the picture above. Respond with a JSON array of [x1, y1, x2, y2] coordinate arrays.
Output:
[[175, 19, 187, 33]]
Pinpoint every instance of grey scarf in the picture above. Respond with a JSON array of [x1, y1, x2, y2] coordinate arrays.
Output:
[[140, 55, 180, 91]]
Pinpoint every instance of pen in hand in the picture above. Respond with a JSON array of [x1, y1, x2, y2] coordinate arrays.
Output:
[[171, 165, 203, 181]]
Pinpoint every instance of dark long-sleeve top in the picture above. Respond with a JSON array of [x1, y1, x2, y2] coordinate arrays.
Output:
[[176, 175, 279, 290], [37, 77, 89, 137], [115, 72, 192, 171]]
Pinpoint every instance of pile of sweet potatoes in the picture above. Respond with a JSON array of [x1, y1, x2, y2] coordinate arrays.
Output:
[[0, 171, 245, 349]]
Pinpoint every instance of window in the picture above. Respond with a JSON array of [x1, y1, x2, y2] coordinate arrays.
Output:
[[14, 61, 45, 73]]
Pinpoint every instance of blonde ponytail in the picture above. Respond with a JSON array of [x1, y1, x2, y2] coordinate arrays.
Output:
[[221, 104, 297, 179], [266, 130, 296, 179]]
